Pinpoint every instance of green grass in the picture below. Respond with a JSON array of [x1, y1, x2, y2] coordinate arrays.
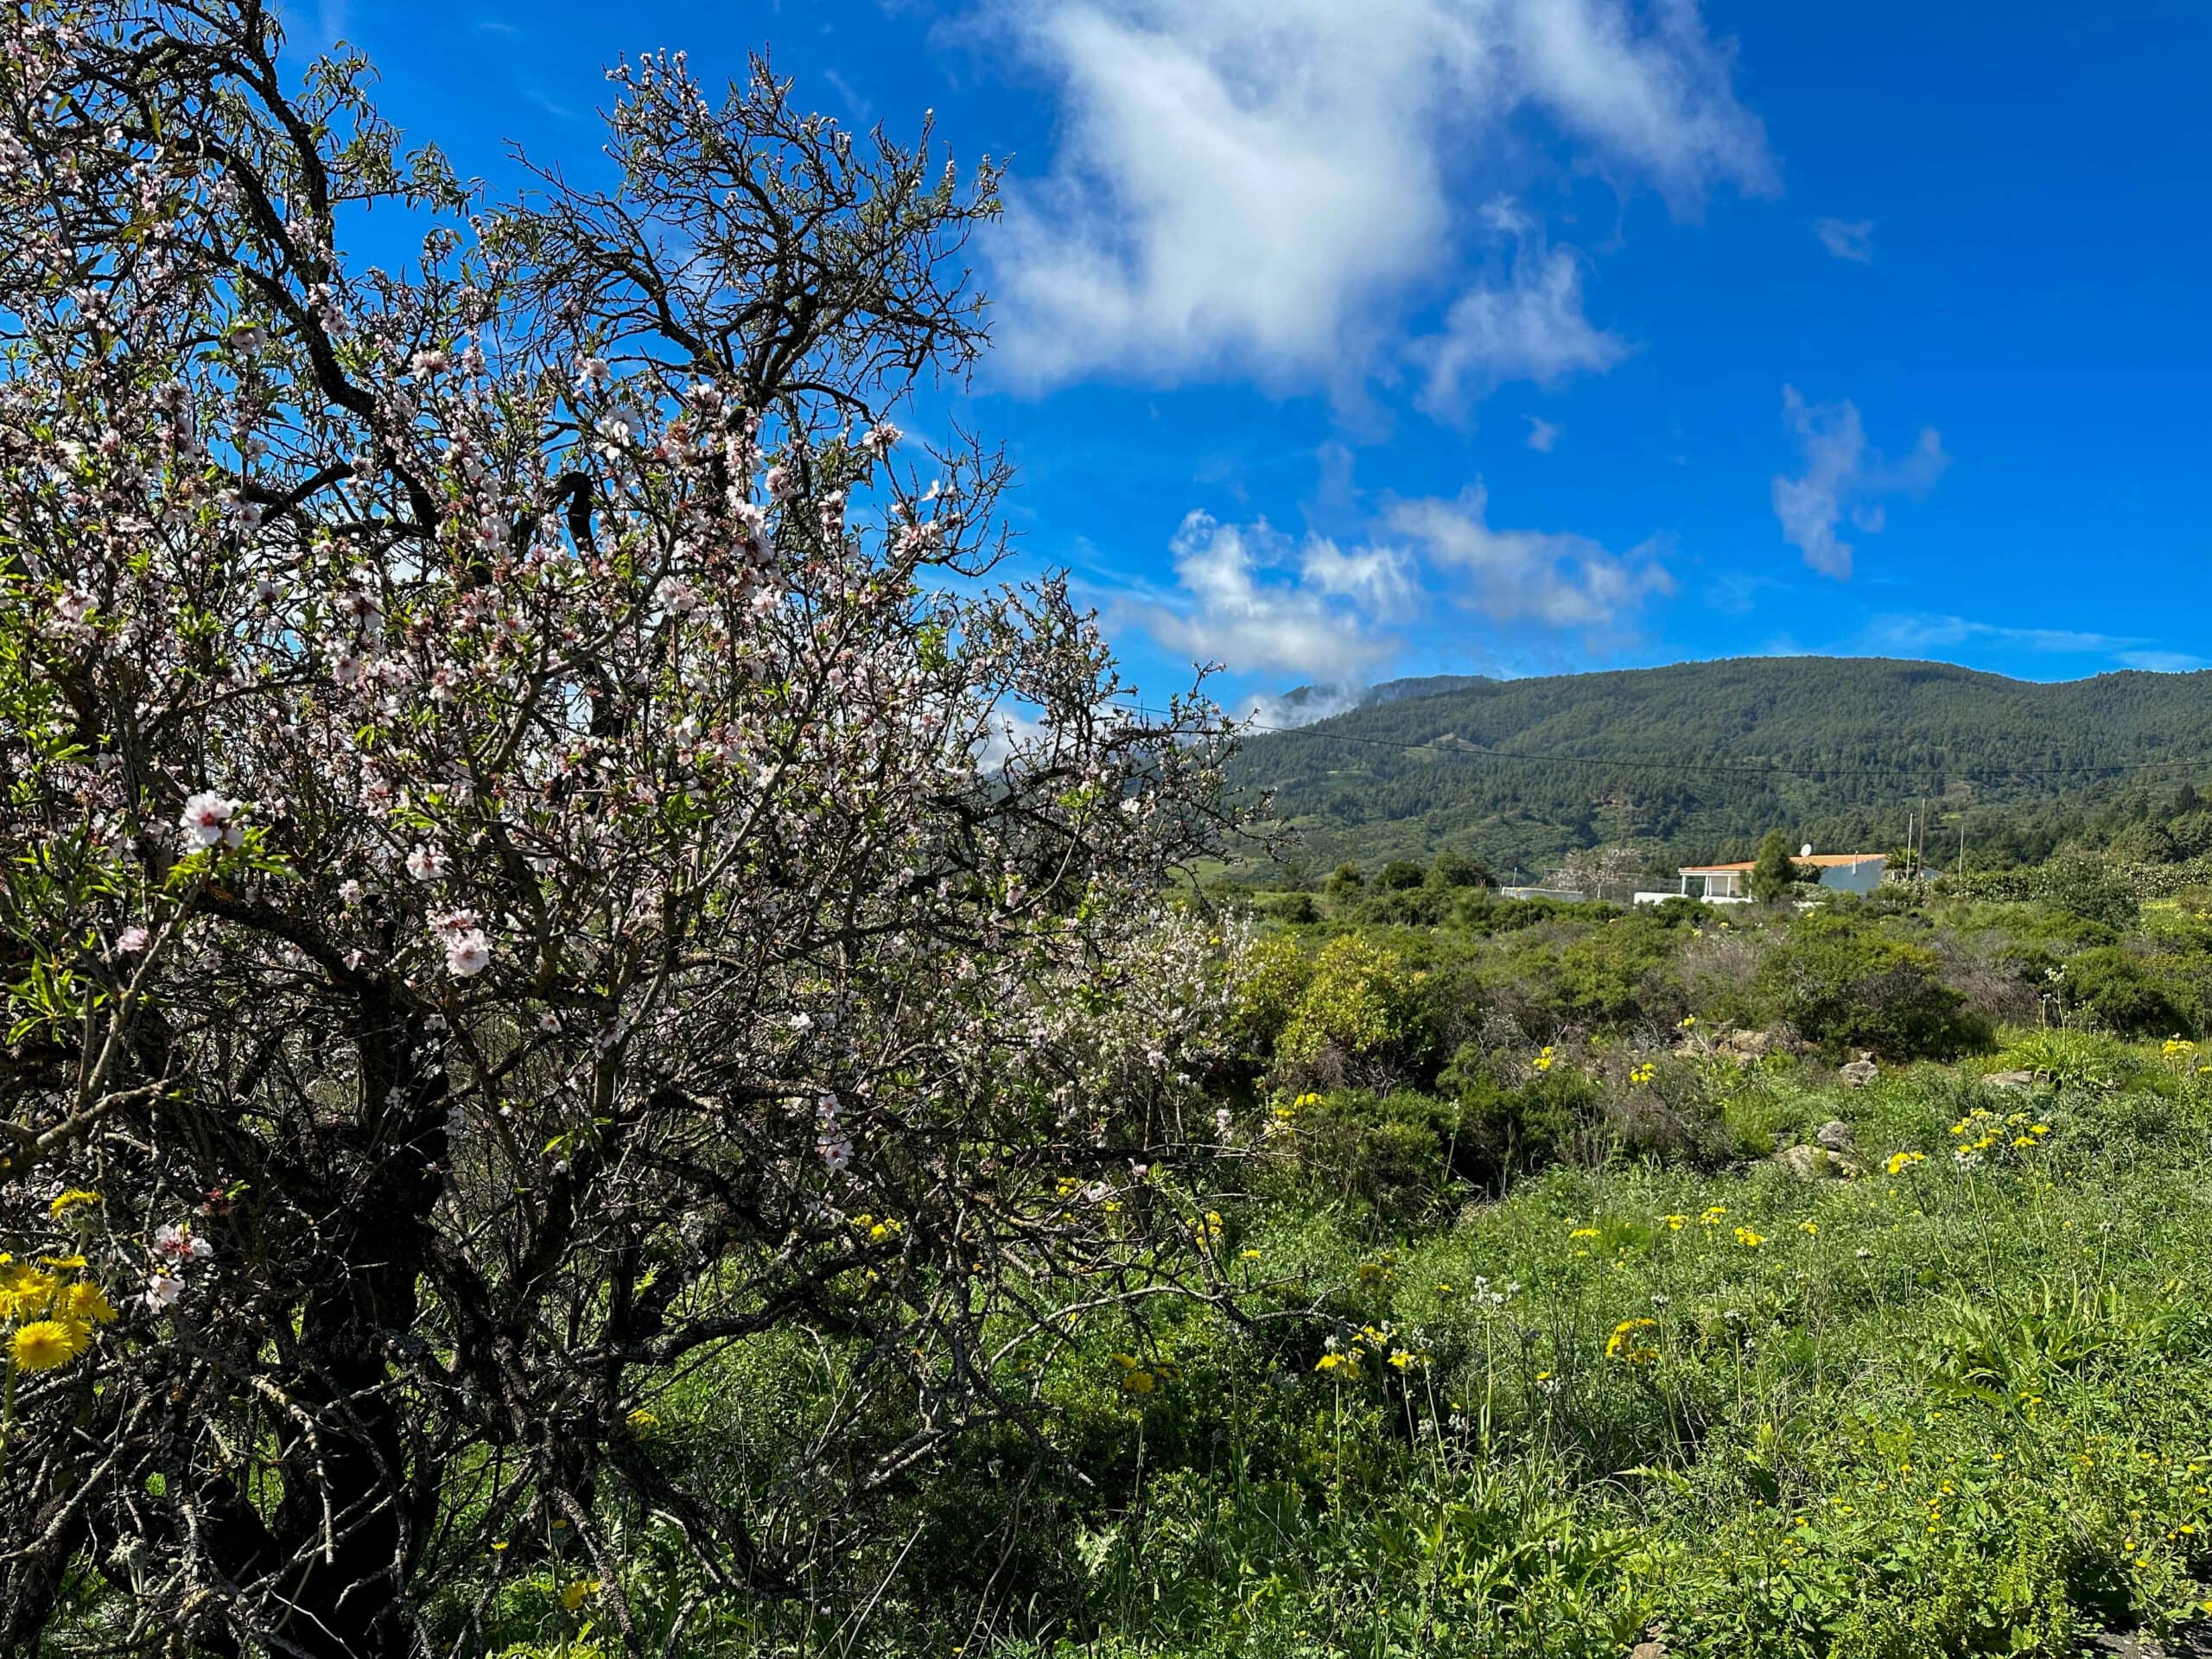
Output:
[[481, 1046, 2212, 1658]]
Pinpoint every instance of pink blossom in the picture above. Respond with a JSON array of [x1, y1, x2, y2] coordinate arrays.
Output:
[[442, 928, 493, 977], [144, 1273, 186, 1310], [861, 420, 902, 454], [54, 587, 95, 623], [117, 925, 150, 953], [154, 1223, 213, 1262], [405, 844, 448, 881], [178, 791, 241, 849]]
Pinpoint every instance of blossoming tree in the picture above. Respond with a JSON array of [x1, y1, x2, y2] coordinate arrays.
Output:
[[0, 4, 1245, 1652]]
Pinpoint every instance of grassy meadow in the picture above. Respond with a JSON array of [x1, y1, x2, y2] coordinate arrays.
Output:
[[484, 886, 2212, 1659]]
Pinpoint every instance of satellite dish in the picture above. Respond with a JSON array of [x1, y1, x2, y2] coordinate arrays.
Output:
[[1799, 843, 1814, 858]]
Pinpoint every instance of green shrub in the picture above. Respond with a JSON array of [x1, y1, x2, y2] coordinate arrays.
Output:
[[1277, 933, 1427, 1082], [1994, 1027, 2135, 1091], [1758, 912, 1991, 1058], [2054, 944, 2202, 1038]]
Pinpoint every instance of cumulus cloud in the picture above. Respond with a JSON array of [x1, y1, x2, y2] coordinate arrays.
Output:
[[1813, 216, 1875, 262], [989, 0, 1772, 391], [1387, 484, 1673, 629], [1771, 388, 1949, 579], [1129, 512, 1406, 682]]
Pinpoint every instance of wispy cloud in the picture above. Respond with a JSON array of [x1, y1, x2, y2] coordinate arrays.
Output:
[[1771, 388, 1948, 579], [1812, 216, 1875, 263], [1388, 484, 1673, 630], [988, 0, 1771, 393], [1524, 415, 1561, 452], [1860, 613, 2136, 656]]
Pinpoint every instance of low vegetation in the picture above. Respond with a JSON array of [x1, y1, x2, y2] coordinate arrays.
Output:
[[451, 871, 2212, 1656]]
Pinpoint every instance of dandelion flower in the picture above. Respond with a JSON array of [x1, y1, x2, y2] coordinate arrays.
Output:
[[557, 1580, 602, 1613], [12, 1319, 88, 1371], [64, 1282, 118, 1325], [49, 1189, 101, 1217]]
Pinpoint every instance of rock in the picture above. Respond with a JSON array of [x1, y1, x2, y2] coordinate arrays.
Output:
[[1838, 1058, 1879, 1088], [1774, 1142, 1862, 1180], [1814, 1119, 1858, 1154], [1985, 1069, 2037, 1090]]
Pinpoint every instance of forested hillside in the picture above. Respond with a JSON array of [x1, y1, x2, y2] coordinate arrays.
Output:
[[1230, 657, 2212, 879]]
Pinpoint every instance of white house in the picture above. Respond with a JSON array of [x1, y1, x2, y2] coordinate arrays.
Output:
[[1635, 851, 1888, 906]]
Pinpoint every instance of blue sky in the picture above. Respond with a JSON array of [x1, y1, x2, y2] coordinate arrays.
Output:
[[308, 0, 2212, 716]]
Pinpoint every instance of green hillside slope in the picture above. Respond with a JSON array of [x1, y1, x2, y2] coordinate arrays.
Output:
[[1226, 657, 2212, 880]]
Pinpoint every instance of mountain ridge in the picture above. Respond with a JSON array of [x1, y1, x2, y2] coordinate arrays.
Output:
[[1225, 655, 2212, 880]]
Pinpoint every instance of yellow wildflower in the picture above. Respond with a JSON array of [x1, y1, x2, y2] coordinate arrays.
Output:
[[0, 1267, 60, 1320], [49, 1189, 101, 1217], [12, 1319, 88, 1372], [62, 1282, 118, 1325], [1734, 1226, 1766, 1249], [1605, 1318, 1660, 1364], [557, 1579, 602, 1613]]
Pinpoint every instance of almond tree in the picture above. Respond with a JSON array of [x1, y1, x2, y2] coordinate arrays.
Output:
[[0, 6, 1243, 1653]]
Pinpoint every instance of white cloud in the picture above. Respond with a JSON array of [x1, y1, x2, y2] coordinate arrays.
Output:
[[1418, 233, 1627, 414], [1813, 216, 1875, 263], [1524, 415, 1561, 452], [989, 0, 1773, 391], [1771, 388, 1948, 579], [1129, 512, 1403, 681], [1387, 484, 1673, 629], [1298, 537, 1417, 611]]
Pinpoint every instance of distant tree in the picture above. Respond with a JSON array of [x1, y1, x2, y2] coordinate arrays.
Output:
[[1542, 845, 1650, 904], [1426, 849, 1494, 890], [1749, 831, 1799, 902], [1376, 858, 1427, 891], [1325, 861, 1366, 903]]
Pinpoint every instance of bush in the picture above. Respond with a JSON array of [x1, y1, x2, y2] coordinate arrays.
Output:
[[1277, 1088, 1460, 1220], [2054, 945, 2202, 1038], [1758, 912, 1991, 1058], [1277, 934, 1428, 1084]]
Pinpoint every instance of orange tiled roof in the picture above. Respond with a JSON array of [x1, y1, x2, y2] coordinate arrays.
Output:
[[1679, 853, 1886, 873]]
